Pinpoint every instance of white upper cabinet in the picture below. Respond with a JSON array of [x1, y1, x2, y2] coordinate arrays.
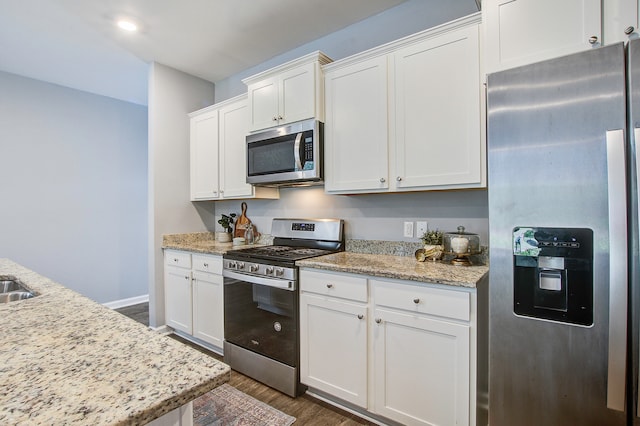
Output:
[[604, 0, 640, 45], [393, 22, 483, 189], [324, 55, 390, 192], [243, 51, 332, 132], [324, 14, 485, 194], [483, 0, 602, 74], [189, 95, 279, 201], [190, 109, 220, 200]]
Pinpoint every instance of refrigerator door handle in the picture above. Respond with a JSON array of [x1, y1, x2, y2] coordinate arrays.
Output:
[[635, 127, 640, 418], [605, 129, 628, 412]]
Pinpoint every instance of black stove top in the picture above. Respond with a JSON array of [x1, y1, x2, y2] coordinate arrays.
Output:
[[225, 245, 335, 262]]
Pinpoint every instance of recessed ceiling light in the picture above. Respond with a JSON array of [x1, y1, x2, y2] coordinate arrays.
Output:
[[117, 20, 138, 32]]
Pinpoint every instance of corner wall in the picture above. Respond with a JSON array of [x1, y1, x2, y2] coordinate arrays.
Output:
[[147, 62, 215, 327]]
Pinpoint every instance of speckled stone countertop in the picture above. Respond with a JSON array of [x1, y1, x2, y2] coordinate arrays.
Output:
[[0, 258, 230, 425], [161, 233, 488, 288], [297, 251, 488, 288], [162, 232, 270, 255]]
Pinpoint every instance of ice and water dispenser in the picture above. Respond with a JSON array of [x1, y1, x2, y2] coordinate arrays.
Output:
[[513, 227, 593, 326]]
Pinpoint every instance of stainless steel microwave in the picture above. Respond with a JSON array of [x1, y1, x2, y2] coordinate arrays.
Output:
[[246, 119, 323, 186]]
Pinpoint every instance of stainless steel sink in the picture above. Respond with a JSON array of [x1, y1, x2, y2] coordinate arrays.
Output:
[[0, 277, 36, 302]]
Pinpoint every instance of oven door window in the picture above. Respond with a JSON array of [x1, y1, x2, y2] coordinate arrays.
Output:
[[224, 278, 297, 366]]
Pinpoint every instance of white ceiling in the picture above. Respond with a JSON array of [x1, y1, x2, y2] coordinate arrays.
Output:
[[0, 0, 476, 106]]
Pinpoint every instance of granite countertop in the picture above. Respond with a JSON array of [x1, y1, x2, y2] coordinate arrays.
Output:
[[162, 232, 488, 288], [297, 252, 488, 288], [0, 259, 230, 425], [162, 232, 269, 255]]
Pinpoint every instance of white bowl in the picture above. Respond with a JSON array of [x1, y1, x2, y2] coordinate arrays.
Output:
[[232, 237, 246, 246]]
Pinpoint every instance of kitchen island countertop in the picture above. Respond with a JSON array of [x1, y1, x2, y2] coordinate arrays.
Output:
[[297, 251, 488, 288], [0, 258, 230, 425]]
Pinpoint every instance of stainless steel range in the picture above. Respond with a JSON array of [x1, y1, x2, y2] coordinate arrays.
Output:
[[222, 218, 344, 397]]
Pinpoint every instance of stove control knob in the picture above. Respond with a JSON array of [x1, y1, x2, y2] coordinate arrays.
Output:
[[237, 262, 245, 270], [228, 261, 237, 269], [266, 266, 274, 275], [275, 268, 284, 277], [250, 264, 259, 273]]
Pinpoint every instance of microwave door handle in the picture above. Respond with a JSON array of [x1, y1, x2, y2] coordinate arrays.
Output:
[[294, 132, 303, 171]]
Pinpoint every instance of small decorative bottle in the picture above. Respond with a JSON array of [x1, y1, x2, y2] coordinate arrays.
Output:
[[244, 223, 255, 244]]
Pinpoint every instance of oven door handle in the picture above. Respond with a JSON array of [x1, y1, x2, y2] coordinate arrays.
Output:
[[223, 269, 296, 291]]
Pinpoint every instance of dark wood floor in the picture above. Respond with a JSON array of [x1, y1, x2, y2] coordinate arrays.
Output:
[[115, 303, 374, 425]]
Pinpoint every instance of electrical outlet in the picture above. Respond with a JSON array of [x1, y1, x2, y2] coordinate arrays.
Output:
[[403, 221, 414, 238], [416, 221, 428, 237]]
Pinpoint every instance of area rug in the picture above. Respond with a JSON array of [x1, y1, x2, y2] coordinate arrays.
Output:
[[193, 384, 296, 426]]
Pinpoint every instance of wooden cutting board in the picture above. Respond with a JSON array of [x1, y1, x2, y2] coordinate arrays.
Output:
[[234, 202, 252, 238]]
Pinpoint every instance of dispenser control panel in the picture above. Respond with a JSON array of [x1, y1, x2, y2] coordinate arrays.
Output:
[[513, 227, 593, 326]]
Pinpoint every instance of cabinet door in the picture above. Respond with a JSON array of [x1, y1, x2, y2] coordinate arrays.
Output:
[[324, 56, 389, 193], [247, 76, 279, 131], [219, 98, 253, 198], [484, 0, 601, 74], [279, 62, 317, 125], [192, 270, 224, 348], [372, 307, 470, 426], [190, 110, 220, 200], [604, 0, 639, 45], [164, 266, 193, 334], [393, 24, 483, 190], [300, 293, 368, 408]]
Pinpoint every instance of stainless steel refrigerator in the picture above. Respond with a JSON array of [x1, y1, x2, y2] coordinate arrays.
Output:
[[487, 40, 640, 425]]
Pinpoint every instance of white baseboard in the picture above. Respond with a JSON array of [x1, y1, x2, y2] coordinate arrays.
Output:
[[103, 294, 149, 309]]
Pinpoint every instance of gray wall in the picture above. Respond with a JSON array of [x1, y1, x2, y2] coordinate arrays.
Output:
[[0, 70, 148, 304], [207, 0, 489, 245], [147, 62, 215, 327], [214, 0, 480, 102]]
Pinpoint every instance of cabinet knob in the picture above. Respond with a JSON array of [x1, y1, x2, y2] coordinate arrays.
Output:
[[413, 298, 420, 304], [184, 275, 189, 280], [588, 35, 598, 45], [375, 318, 382, 324], [326, 283, 333, 288], [625, 26, 635, 35], [357, 314, 364, 320], [272, 116, 278, 121], [278, 115, 283, 120], [173, 258, 178, 262], [396, 176, 402, 182], [380, 177, 386, 183], [203, 263, 208, 268]]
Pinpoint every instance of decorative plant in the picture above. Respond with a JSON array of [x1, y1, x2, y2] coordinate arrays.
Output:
[[217, 213, 237, 233], [421, 229, 443, 246]]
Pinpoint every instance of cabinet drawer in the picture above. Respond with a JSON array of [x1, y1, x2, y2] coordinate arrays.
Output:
[[372, 280, 470, 322], [300, 269, 367, 302], [164, 250, 191, 269], [192, 254, 222, 274]]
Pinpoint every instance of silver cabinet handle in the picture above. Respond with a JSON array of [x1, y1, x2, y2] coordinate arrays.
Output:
[[375, 318, 382, 324], [203, 263, 208, 268], [605, 129, 628, 412], [396, 176, 402, 182], [413, 298, 420, 304], [326, 284, 333, 288], [588, 35, 599, 44], [380, 177, 386, 183], [184, 275, 189, 280], [357, 314, 364, 320], [625, 26, 635, 35]]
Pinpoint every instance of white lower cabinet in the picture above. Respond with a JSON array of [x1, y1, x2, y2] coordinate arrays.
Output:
[[372, 280, 471, 426], [300, 270, 368, 407], [300, 269, 478, 426], [164, 250, 224, 351]]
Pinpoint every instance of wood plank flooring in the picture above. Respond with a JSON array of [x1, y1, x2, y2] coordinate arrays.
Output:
[[115, 303, 374, 425]]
